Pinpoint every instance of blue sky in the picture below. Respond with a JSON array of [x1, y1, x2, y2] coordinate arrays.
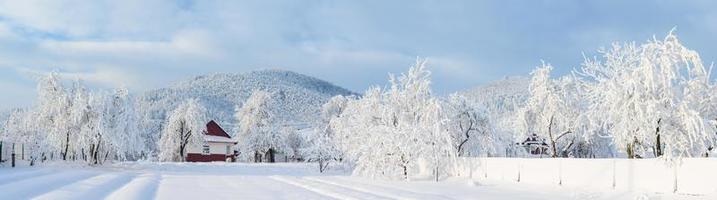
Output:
[[1, 0, 716, 110]]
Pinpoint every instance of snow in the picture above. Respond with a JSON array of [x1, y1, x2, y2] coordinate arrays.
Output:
[[461, 158, 717, 197], [203, 135, 236, 143], [0, 162, 712, 200], [138, 70, 356, 135]]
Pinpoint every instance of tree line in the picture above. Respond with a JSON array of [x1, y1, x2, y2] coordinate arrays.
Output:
[[1, 32, 714, 183]]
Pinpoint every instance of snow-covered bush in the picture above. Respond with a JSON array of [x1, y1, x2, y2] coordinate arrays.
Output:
[[158, 98, 208, 162]]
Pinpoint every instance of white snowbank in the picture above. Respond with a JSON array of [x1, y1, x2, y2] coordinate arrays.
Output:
[[460, 158, 717, 195]]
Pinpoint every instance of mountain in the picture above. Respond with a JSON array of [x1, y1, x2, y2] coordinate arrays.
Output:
[[458, 76, 529, 112], [457, 76, 530, 123], [137, 69, 357, 135]]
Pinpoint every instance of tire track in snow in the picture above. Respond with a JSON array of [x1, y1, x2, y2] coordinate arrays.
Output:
[[0, 168, 58, 186], [0, 170, 100, 199], [33, 172, 138, 200], [220, 175, 337, 200], [105, 173, 161, 200], [270, 176, 394, 200], [304, 177, 454, 200]]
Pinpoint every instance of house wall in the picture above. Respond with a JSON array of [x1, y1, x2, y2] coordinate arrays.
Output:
[[187, 142, 234, 155]]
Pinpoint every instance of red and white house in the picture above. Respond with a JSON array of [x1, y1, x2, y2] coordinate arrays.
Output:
[[186, 120, 238, 162]]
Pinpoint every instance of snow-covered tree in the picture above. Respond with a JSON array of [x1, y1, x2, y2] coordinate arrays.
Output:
[[235, 90, 287, 162], [2, 108, 47, 166], [102, 89, 145, 161], [80, 89, 144, 164], [2, 109, 25, 164], [302, 95, 349, 172], [284, 127, 302, 161], [35, 73, 74, 160], [578, 31, 716, 161], [457, 77, 530, 157], [517, 63, 583, 157], [332, 59, 456, 180], [443, 94, 499, 157], [158, 98, 208, 162]]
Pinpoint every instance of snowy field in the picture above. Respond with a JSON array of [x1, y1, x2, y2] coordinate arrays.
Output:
[[0, 162, 711, 200]]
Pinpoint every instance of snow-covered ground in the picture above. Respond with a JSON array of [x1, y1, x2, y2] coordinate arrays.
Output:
[[0, 162, 711, 200]]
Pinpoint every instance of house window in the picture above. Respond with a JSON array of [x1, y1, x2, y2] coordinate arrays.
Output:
[[226, 145, 231, 155], [202, 145, 210, 155]]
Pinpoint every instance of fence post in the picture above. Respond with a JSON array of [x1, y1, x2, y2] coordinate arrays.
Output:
[[468, 158, 474, 180], [558, 158, 563, 186], [517, 159, 521, 182], [612, 158, 616, 189], [673, 165, 678, 193], [483, 157, 488, 179]]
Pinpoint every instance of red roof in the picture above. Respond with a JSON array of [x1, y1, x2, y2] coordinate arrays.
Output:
[[206, 120, 231, 138]]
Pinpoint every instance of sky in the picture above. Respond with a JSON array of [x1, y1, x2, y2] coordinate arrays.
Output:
[[1, 0, 717, 110]]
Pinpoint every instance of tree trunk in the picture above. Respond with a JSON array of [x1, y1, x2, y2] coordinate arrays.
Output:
[[268, 148, 275, 163], [89, 144, 95, 163], [548, 116, 558, 158], [254, 151, 261, 163], [63, 131, 70, 160], [401, 155, 409, 180], [94, 135, 102, 165], [179, 144, 185, 162], [626, 143, 635, 159], [655, 119, 663, 157], [11, 143, 15, 168], [706, 147, 713, 157], [103, 150, 110, 164], [0, 141, 3, 163], [403, 165, 408, 180], [456, 117, 473, 156]]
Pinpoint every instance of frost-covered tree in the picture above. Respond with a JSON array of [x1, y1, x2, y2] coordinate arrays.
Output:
[[2, 109, 25, 165], [578, 31, 716, 161], [3, 108, 47, 166], [302, 95, 349, 172], [35, 73, 74, 160], [459, 76, 530, 156], [284, 127, 302, 161], [518, 63, 583, 158], [235, 90, 287, 163], [332, 59, 456, 180], [78, 89, 144, 164], [444, 94, 499, 157], [101, 89, 145, 161], [158, 98, 208, 162], [302, 129, 341, 172], [0, 73, 146, 165], [135, 99, 163, 157]]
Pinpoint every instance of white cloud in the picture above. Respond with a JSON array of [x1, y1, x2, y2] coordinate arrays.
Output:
[[15, 66, 139, 89], [1, 0, 717, 109], [0, 0, 105, 37], [38, 30, 222, 60]]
